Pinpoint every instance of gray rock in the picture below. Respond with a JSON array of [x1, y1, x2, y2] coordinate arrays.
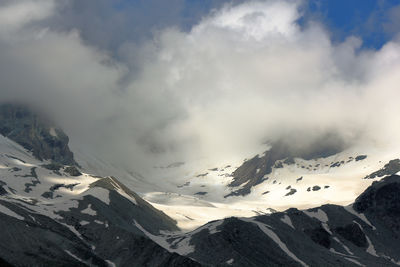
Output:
[[227, 137, 344, 197], [365, 159, 400, 179], [355, 155, 367, 161], [0, 104, 76, 165], [64, 166, 82, 176]]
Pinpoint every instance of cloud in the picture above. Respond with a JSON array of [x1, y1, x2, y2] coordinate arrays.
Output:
[[0, 0, 400, 179], [383, 5, 400, 38], [43, 0, 239, 54], [0, 0, 55, 35]]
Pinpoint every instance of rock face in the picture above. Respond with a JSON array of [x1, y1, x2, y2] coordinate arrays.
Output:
[[354, 175, 400, 237], [364, 159, 400, 179], [226, 137, 344, 197], [0, 103, 76, 165], [173, 175, 400, 266]]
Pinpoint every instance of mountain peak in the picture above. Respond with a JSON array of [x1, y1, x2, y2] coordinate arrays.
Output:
[[0, 103, 76, 165]]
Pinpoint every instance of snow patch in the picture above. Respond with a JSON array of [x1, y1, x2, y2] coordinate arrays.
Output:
[[343, 257, 365, 266], [208, 220, 223, 234], [242, 218, 308, 267], [333, 237, 353, 255], [105, 260, 117, 267], [344, 205, 376, 230], [303, 208, 332, 234], [85, 188, 110, 205], [303, 209, 328, 223], [133, 220, 195, 256], [353, 221, 378, 257], [81, 204, 97, 216], [49, 127, 57, 137], [64, 250, 85, 263], [280, 214, 294, 229], [0, 203, 24, 220]]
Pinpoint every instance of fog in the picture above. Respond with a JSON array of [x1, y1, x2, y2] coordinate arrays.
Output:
[[1, 0, 400, 176]]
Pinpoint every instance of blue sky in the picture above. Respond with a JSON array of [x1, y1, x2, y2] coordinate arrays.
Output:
[[109, 0, 400, 49], [304, 0, 400, 48], [50, 0, 400, 53]]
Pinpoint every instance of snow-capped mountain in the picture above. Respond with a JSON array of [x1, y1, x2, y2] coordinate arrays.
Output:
[[140, 138, 400, 230], [0, 104, 199, 266], [156, 175, 400, 266], [1, 103, 400, 267]]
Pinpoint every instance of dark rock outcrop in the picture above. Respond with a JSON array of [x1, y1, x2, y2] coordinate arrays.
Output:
[[355, 155, 367, 161], [354, 175, 400, 236], [335, 223, 367, 248], [226, 135, 345, 197], [0, 104, 76, 165], [364, 159, 400, 179], [64, 166, 82, 176]]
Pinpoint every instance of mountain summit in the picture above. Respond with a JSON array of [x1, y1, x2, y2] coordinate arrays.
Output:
[[0, 103, 76, 166]]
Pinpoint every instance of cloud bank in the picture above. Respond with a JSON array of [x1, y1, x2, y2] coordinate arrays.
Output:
[[1, 0, 400, 176]]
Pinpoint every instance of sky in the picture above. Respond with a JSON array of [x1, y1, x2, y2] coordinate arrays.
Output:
[[0, 0, 400, 176]]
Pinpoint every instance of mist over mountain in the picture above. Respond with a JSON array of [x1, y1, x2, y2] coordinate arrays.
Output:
[[0, 0, 399, 176], [1, 1, 400, 266]]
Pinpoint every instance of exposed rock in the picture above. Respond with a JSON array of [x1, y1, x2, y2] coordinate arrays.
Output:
[[42, 163, 63, 171], [177, 181, 190, 188], [162, 162, 185, 168], [285, 188, 297, 196], [312, 186, 321, 191], [335, 223, 367, 248], [283, 157, 295, 165], [64, 166, 82, 176], [365, 159, 400, 179], [304, 227, 331, 248], [274, 161, 283, 168], [0, 104, 76, 165], [330, 162, 341, 168], [355, 155, 367, 161], [9, 167, 21, 172], [354, 174, 400, 236], [90, 176, 179, 233], [227, 136, 345, 197]]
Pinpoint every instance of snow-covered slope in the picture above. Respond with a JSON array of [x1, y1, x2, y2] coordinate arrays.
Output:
[[0, 134, 199, 266], [139, 142, 400, 230], [1, 103, 400, 266]]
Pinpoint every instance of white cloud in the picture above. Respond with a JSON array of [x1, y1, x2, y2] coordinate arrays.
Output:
[[194, 0, 301, 41], [0, 0, 55, 35], [1, 0, 400, 175]]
